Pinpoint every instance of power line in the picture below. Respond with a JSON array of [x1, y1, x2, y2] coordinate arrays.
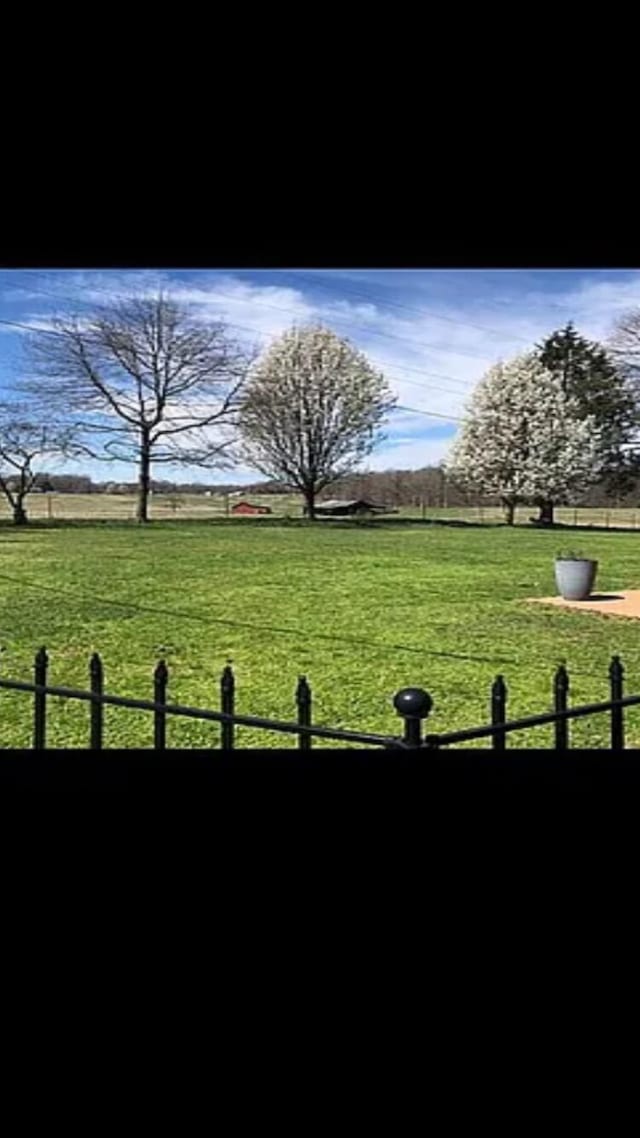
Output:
[[393, 404, 462, 423], [272, 269, 536, 345], [0, 314, 466, 429], [0, 313, 466, 420], [369, 358, 470, 389], [0, 317, 61, 336], [12, 267, 615, 344], [2, 268, 499, 367], [187, 284, 500, 365], [1, 273, 475, 400]]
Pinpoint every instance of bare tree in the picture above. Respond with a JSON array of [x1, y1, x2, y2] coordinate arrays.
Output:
[[0, 405, 77, 525], [238, 325, 395, 519], [24, 294, 254, 523]]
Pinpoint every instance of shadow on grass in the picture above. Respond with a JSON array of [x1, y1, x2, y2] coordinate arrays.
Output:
[[529, 523, 640, 536], [0, 516, 496, 531], [3, 515, 640, 534], [0, 572, 519, 667]]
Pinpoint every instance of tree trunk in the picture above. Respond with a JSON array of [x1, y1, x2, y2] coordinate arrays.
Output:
[[304, 485, 316, 520], [503, 498, 515, 526], [537, 499, 555, 526], [13, 500, 28, 525], [137, 436, 151, 524]]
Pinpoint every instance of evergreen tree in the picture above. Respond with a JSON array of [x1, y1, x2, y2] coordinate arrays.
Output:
[[533, 322, 636, 524]]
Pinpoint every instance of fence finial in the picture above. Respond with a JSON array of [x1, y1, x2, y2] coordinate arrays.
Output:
[[610, 655, 624, 682], [609, 655, 625, 750], [296, 675, 312, 750], [393, 687, 432, 748], [492, 674, 507, 700], [296, 674, 311, 704], [491, 674, 507, 751], [393, 688, 432, 720], [89, 651, 104, 750]]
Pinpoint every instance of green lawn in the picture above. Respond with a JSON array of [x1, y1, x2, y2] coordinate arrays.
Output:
[[1, 518, 640, 749]]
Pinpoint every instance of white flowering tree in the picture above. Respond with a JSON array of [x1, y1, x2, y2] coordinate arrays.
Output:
[[445, 353, 602, 525], [239, 325, 395, 518]]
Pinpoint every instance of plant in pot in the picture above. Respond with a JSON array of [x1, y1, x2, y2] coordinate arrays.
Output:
[[554, 550, 598, 601]]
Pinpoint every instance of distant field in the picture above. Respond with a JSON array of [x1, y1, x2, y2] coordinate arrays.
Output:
[[2, 519, 640, 750], [0, 492, 305, 522], [4, 492, 640, 529]]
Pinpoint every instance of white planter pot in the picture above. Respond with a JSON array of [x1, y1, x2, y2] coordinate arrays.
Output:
[[554, 559, 598, 601]]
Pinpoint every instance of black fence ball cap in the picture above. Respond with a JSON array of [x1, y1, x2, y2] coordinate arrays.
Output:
[[393, 687, 432, 718]]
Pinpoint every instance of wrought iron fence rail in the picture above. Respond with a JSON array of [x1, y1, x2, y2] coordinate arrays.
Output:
[[429, 692, 640, 747], [0, 676, 397, 748]]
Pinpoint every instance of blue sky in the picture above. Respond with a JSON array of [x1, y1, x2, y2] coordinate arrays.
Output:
[[1, 267, 639, 484]]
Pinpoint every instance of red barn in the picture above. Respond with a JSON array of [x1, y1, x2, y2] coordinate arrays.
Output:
[[231, 501, 272, 515]]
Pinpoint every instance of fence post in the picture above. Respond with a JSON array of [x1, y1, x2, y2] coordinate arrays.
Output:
[[491, 675, 507, 750], [221, 663, 235, 749], [554, 664, 569, 750], [154, 659, 168, 750], [296, 675, 312, 751], [393, 687, 433, 748], [610, 656, 625, 750], [90, 652, 104, 750], [33, 646, 48, 750]]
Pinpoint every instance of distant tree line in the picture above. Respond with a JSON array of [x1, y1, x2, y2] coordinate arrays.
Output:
[[14, 464, 640, 510], [254, 467, 640, 509]]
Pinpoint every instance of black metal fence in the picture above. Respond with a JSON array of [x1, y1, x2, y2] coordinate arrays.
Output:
[[427, 657, 632, 750], [0, 649, 637, 751]]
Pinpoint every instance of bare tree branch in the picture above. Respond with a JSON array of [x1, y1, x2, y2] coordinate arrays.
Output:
[[22, 293, 255, 522], [0, 402, 79, 524]]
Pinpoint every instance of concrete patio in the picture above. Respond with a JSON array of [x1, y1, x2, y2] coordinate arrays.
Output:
[[527, 590, 640, 619]]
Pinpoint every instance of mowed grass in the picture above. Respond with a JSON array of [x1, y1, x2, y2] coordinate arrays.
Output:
[[2, 518, 640, 749]]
